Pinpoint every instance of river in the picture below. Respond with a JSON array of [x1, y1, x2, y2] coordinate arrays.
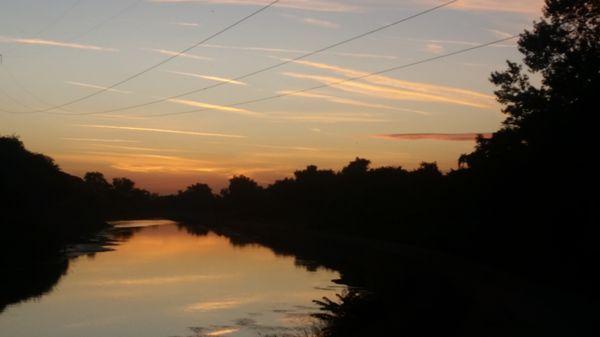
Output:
[[0, 220, 344, 337]]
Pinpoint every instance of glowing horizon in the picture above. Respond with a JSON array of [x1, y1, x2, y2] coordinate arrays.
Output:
[[0, 0, 544, 193]]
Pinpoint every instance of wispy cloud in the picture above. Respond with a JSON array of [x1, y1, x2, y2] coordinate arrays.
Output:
[[287, 59, 495, 101], [282, 13, 340, 29], [282, 59, 495, 108], [246, 143, 321, 152], [487, 29, 514, 39], [278, 90, 430, 115], [61, 137, 140, 143], [167, 98, 262, 116], [420, 0, 544, 14], [372, 133, 493, 141], [114, 155, 221, 173], [0, 36, 117, 52], [86, 144, 187, 153], [77, 124, 245, 138], [199, 44, 397, 60], [268, 112, 387, 123], [65, 81, 131, 94], [284, 72, 492, 108], [164, 70, 246, 85], [150, 0, 361, 13], [170, 21, 199, 27], [88, 113, 150, 120], [424, 43, 444, 54], [387, 37, 516, 49], [56, 151, 225, 174], [301, 17, 340, 29], [141, 48, 212, 61]]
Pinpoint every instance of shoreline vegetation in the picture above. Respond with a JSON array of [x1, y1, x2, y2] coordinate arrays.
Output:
[[1, 1, 597, 335]]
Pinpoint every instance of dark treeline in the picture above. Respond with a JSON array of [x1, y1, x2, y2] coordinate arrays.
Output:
[[0, 136, 96, 312], [0, 137, 103, 255]]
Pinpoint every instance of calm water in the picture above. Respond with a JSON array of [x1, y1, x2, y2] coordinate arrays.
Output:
[[0, 220, 344, 337]]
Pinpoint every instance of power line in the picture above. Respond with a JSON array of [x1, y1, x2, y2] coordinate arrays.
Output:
[[1, 0, 85, 55], [0, 66, 68, 112], [8, 0, 280, 114], [64, 0, 459, 117], [15, 0, 143, 60], [64, 0, 143, 45], [0, 0, 144, 113], [0, 0, 92, 114], [0, 76, 38, 112], [146, 36, 518, 118], [34, 0, 85, 38]]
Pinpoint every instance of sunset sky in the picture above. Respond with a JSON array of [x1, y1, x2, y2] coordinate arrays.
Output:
[[0, 0, 544, 193]]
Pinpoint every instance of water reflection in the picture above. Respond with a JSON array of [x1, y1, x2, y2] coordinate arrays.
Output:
[[0, 220, 342, 337]]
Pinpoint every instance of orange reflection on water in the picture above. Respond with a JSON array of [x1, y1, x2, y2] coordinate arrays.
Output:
[[0, 221, 342, 337]]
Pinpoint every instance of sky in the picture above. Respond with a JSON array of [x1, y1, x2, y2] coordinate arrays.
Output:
[[0, 0, 545, 193]]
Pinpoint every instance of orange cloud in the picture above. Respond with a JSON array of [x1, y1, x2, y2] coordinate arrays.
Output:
[[166, 98, 262, 116], [268, 111, 387, 123], [151, 0, 360, 13], [373, 133, 493, 141], [277, 90, 427, 114], [421, 0, 544, 14], [283, 72, 492, 108], [0, 36, 117, 51], [301, 17, 340, 29], [425, 43, 444, 54], [141, 48, 212, 61], [170, 21, 199, 27], [77, 124, 245, 138], [284, 59, 495, 108], [200, 43, 396, 60], [61, 137, 140, 143], [54, 151, 225, 175], [164, 71, 247, 85], [65, 81, 131, 94]]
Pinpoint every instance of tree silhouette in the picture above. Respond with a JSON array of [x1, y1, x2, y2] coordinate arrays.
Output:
[[178, 183, 214, 210], [84, 172, 111, 193], [456, 0, 598, 282], [341, 157, 371, 176], [461, 0, 598, 168], [112, 177, 135, 194], [221, 175, 264, 217]]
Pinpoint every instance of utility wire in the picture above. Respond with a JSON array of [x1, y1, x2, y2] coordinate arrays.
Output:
[[16, 0, 143, 60], [0, 66, 68, 112], [146, 35, 518, 118], [1, 0, 85, 55], [0, 0, 144, 113], [33, 0, 85, 38], [64, 0, 142, 45], [1, 0, 90, 113], [7, 0, 280, 114], [64, 0, 459, 116], [0, 84, 36, 112]]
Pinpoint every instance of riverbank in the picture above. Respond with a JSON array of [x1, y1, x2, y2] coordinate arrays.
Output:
[[187, 219, 596, 337]]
